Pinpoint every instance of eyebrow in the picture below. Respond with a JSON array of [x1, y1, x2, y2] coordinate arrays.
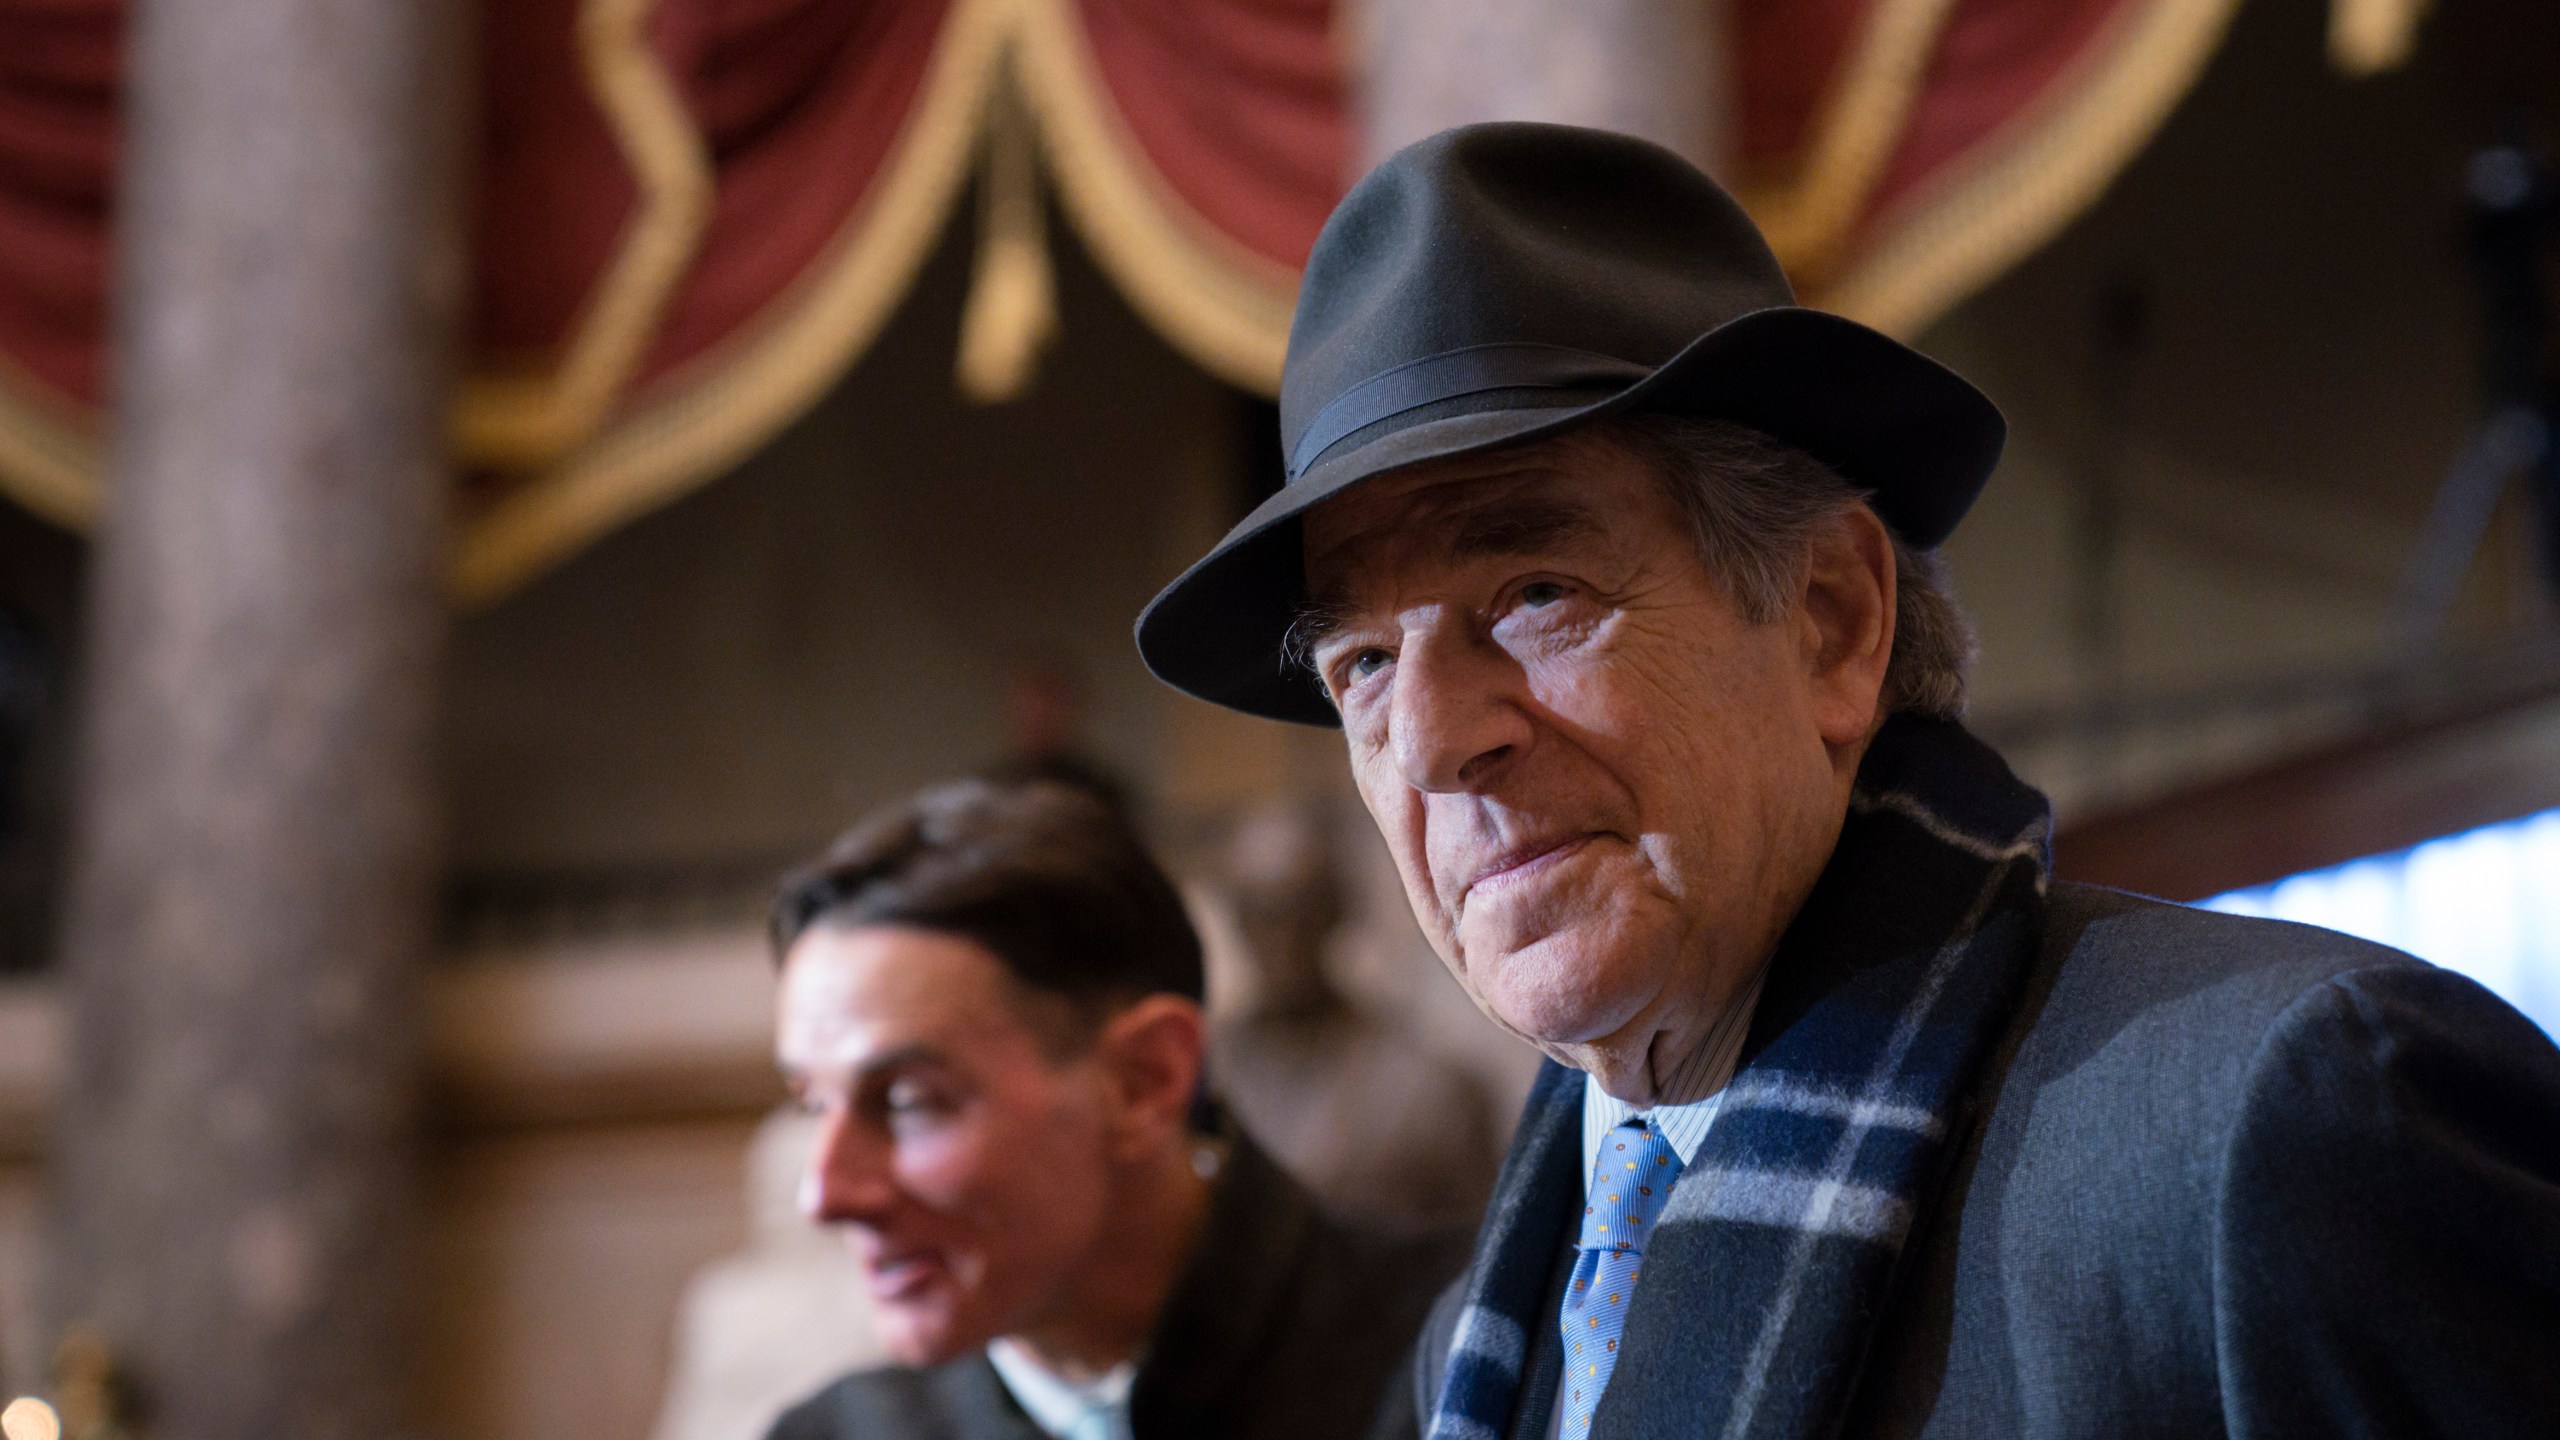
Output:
[[853, 1042, 951, 1080], [1441, 496, 1604, 560], [1294, 493, 1606, 660], [1283, 600, 1352, 671], [779, 1040, 952, 1088]]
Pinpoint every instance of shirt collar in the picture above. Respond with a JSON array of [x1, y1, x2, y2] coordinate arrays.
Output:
[[1579, 964, 1767, 1185], [985, 1338, 1136, 1439]]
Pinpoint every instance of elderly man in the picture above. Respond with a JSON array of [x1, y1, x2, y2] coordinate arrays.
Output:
[[764, 780, 1464, 1440], [1134, 124, 2560, 1439]]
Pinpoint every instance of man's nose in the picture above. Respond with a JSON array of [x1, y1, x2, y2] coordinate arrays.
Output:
[[803, 1108, 897, 1226], [1389, 628, 1531, 793]]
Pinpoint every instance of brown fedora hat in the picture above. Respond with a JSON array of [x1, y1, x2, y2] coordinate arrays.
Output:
[[1135, 122, 2005, 726]]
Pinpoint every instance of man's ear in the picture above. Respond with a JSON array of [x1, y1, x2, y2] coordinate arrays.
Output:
[[1797, 505, 1896, 748], [1094, 995, 1206, 1161]]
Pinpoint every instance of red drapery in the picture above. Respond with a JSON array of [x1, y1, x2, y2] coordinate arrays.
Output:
[[0, 0, 2309, 598], [0, 0, 114, 413], [1072, 0, 1344, 273]]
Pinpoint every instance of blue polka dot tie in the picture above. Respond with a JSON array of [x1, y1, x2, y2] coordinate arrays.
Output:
[[1559, 1117, 1683, 1435]]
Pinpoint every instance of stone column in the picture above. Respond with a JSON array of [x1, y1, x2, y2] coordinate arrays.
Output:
[[1353, 0, 1729, 174], [46, 0, 464, 1435]]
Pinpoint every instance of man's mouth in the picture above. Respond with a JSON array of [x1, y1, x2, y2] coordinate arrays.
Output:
[[1459, 834, 1595, 907], [862, 1245, 952, 1302]]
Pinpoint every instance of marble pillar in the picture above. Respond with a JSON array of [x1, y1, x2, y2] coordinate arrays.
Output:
[[1353, 0, 1729, 175], [48, 0, 464, 1434]]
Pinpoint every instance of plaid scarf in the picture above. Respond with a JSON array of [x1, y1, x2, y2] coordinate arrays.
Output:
[[1427, 714, 2051, 1440]]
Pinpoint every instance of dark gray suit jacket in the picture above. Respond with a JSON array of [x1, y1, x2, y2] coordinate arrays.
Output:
[[772, 1133, 1469, 1440], [1416, 884, 2560, 1437]]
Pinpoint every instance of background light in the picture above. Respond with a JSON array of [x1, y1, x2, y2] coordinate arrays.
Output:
[[0, 1397, 60, 1440], [2202, 807, 2560, 1038]]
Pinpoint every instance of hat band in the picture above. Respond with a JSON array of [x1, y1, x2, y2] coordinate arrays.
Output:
[[1287, 342, 1650, 479]]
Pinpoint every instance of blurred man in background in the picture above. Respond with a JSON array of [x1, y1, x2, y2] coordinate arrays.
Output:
[[764, 780, 1464, 1440]]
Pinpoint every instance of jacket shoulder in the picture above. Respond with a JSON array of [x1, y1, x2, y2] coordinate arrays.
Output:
[[2212, 962, 2560, 1435], [2042, 881, 2420, 1003], [1860, 885, 2555, 1433], [763, 1359, 1016, 1440], [2025, 882, 2443, 1077], [2001, 884, 2436, 1192]]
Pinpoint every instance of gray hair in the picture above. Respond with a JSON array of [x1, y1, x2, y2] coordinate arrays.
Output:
[[1587, 413, 1976, 719]]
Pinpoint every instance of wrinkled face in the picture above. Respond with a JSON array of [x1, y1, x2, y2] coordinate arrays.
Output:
[[776, 925, 1117, 1365], [1300, 436, 1870, 1099]]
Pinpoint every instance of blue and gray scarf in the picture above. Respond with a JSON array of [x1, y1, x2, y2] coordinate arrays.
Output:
[[1427, 714, 2051, 1440]]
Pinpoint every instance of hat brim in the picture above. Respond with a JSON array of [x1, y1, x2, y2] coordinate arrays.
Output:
[[1133, 307, 2005, 727]]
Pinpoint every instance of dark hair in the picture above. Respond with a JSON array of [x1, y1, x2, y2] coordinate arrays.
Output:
[[770, 779, 1204, 1045]]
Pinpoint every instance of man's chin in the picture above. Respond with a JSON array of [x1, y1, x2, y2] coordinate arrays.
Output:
[[1466, 937, 1652, 1054], [875, 1302, 990, 1368]]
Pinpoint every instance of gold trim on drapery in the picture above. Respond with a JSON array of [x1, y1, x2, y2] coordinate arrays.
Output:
[[0, 0, 2390, 600], [454, 0, 717, 469], [0, 0, 730, 546], [450, 0, 1011, 603], [1739, 0, 1963, 283], [1812, 0, 2245, 338], [1009, 0, 1299, 395], [0, 359, 95, 530], [955, 86, 1062, 403], [2327, 0, 2431, 76], [461, 0, 1314, 598]]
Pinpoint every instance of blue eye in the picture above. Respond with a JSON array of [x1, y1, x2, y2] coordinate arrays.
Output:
[[1349, 647, 1393, 679], [1519, 581, 1567, 607]]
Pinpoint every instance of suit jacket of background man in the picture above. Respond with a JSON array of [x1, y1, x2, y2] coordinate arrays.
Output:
[[1413, 883, 2560, 1438], [771, 1131, 1471, 1440]]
